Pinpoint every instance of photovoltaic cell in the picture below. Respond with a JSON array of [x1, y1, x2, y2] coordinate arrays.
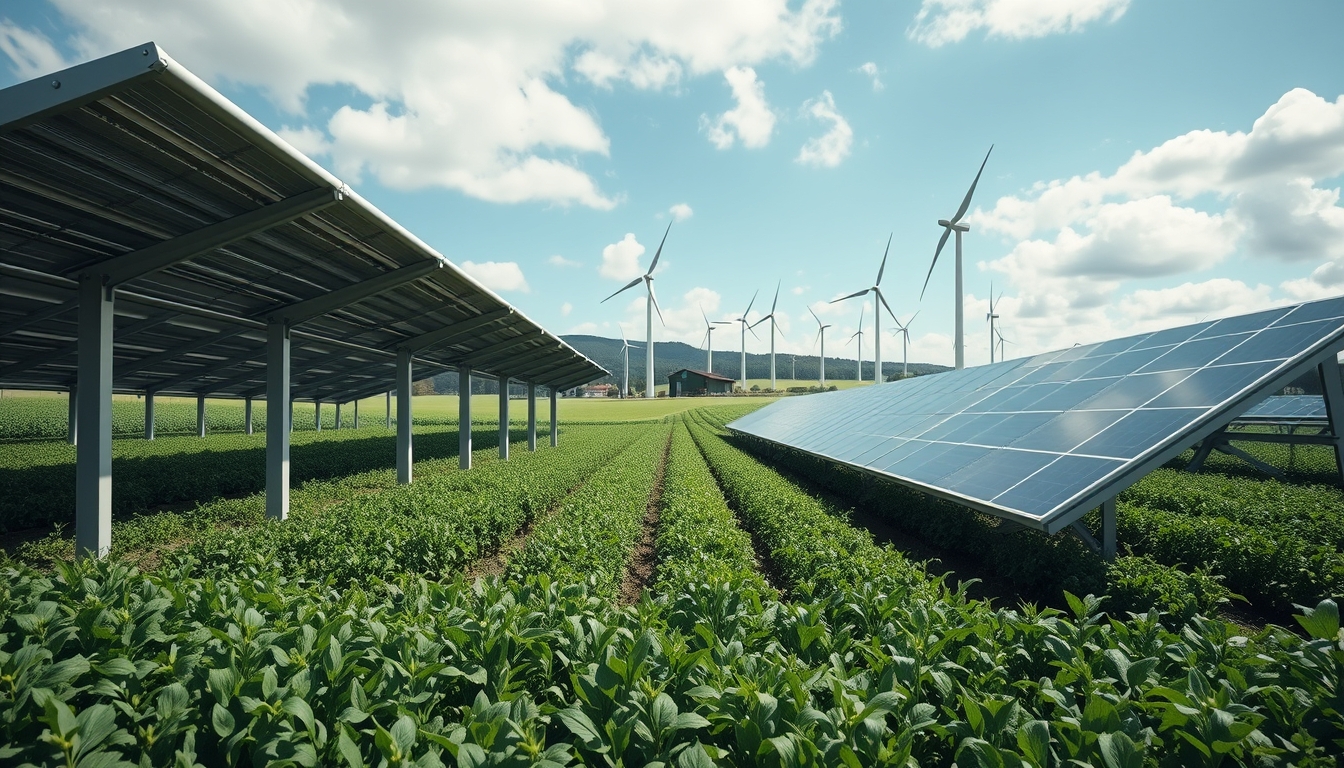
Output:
[[727, 296, 1344, 533]]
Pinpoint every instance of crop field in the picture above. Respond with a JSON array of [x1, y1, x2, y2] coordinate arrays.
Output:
[[1, 401, 1342, 765]]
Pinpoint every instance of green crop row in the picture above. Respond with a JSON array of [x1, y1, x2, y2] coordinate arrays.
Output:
[[507, 426, 671, 598], [683, 411, 931, 597], [182, 424, 654, 587], [650, 421, 771, 602], [4, 547, 1342, 765]]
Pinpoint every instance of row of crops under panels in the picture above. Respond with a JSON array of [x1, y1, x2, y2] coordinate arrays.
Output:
[[1, 404, 1341, 765]]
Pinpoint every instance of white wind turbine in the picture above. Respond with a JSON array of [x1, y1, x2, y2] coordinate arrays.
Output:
[[889, 310, 919, 378], [996, 326, 1011, 362], [601, 222, 671, 398], [618, 324, 642, 398], [921, 145, 993, 371], [735, 291, 760, 390], [986, 284, 1002, 364], [832, 235, 899, 384], [808, 306, 832, 388], [749, 281, 784, 390], [848, 303, 866, 381], [700, 304, 729, 373]]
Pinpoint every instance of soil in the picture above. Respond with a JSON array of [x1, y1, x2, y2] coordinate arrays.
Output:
[[618, 431, 672, 605]]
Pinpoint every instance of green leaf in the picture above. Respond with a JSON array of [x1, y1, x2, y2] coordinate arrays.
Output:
[[676, 742, 714, 768], [673, 713, 710, 731], [337, 726, 365, 768], [212, 704, 236, 739], [554, 707, 604, 749], [1295, 599, 1340, 641], [1098, 732, 1142, 768], [1016, 720, 1050, 767], [283, 696, 316, 731], [857, 691, 903, 722], [391, 714, 416, 756], [956, 737, 1005, 768]]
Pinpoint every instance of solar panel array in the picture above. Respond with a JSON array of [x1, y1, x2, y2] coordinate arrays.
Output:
[[1238, 395, 1327, 423], [728, 296, 1344, 533]]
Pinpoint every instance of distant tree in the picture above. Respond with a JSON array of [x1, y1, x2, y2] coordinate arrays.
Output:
[[412, 379, 436, 396]]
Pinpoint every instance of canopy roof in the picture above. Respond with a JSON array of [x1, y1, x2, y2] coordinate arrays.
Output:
[[0, 42, 606, 401]]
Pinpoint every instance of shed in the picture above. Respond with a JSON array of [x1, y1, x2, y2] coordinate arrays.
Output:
[[667, 368, 735, 397]]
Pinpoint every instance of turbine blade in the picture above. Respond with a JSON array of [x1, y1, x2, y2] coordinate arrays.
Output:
[[905, 310, 920, 328], [875, 288, 898, 324], [602, 277, 643, 303], [700, 303, 709, 328], [647, 221, 672, 276], [951, 144, 994, 224], [744, 289, 758, 317], [808, 305, 821, 325], [647, 281, 666, 326], [749, 315, 770, 329], [701, 329, 709, 349], [920, 227, 952, 300], [771, 280, 780, 313], [876, 233, 892, 285], [831, 288, 870, 304], [747, 323, 760, 341]]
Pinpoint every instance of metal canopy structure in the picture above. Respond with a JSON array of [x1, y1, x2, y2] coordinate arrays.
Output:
[[728, 296, 1344, 557], [0, 43, 605, 556]]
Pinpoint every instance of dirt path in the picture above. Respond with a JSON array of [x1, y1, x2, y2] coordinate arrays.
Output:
[[618, 430, 673, 605]]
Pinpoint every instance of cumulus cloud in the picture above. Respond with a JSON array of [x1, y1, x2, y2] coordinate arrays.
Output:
[[549, 254, 582, 268], [857, 61, 882, 91], [600, 233, 647, 280], [460, 260, 530, 293], [908, 0, 1129, 47], [0, 20, 67, 79], [14, 0, 842, 208], [560, 302, 573, 316], [702, 66, 776, 149], [796, 90, 852, 168], [669, 203, 694, 221]]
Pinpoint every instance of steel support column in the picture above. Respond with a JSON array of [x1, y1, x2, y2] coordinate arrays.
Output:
[[354, 399, 359, 429], [335, 402, 342, 430], [1321, 360, 1344, 486], [1102, 497, 1117, 561], [144, 392, 155, 440], [67, 388, 76, 445], [550, 388, 558, 447], [499, 378, 510, 460], [244, 397, 252, 435], [197, 395, 206, 437], [459, 368, 472, 469], [386, 391, 391, 428], [315, 401, 322, 432], [396, 349, 412, 484], [265, 320, 290, 520], [75, 275, 113, 558], [527, 383, 537, 452]]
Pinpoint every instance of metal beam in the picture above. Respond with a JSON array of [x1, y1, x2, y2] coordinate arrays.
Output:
[[459, 367, 472, 470], [527, 384, 537, 452], [271, 260, 440, 326], [75, 274, 113, 559], [463, 338, 556, 372], [499, 376, 510, 460], [84, 187, 342, 287], [0, 41, 168, 132], [396, 349, 412, 484], [399, 308, 513, 353], [265, 320, 290, 520], [0, 296, 77, 337], [1320, 360, 1344, 486], [550, 388, 558, 447], [114, 327, 251, 380], [144, 391, 154, 440]]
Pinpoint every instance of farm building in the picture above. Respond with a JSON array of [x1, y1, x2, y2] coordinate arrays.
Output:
[[667, 368, 736, 396]]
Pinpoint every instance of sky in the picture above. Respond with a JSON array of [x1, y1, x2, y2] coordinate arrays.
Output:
[[2, 0, 1343, 369]]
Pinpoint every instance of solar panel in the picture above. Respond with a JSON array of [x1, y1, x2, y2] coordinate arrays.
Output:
[[1237, 395, 1327, 423], [728, 296, 1344, 534]]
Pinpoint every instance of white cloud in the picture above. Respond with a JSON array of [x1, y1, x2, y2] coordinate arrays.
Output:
[[1282, 260, 1344, 301], [21, 0, 842, 209], [669, 203, 694, 221], [908, 0, 1129, 48], [0, 20, 67, 79], [792, 285, 808, 295], [702, 66, 776, 149], [1116, 279, 1274, 324], [549, 254, 582, 267], [796, 90, 852, 168], [857, 61, 882, 91], [566, 321, 603, 335], [460, 260, 530, 293], [560, 301, 573, 316], [600, 233, 646, 280]]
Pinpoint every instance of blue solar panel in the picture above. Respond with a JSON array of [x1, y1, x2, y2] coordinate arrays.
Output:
[[728, 296, 1344, 533], [1238, 394, 1327, 423]]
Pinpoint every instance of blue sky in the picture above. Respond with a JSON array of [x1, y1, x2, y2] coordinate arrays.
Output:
[[3, 0, 1342, 368]]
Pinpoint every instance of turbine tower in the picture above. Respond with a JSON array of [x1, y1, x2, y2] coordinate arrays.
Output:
[[890, 310, 919, 378], [849, 304, 866, 381], [921, 146, 993, 371], [601, 222, 671, 398], [986, 284, 1001, 364], [735, 291, 760, 390], [700, 305, 729, 373], [750, 281, 784, 390], [809, 306, 832, 388], [996, 326, 1011, 361], [833, 235, 899, 384], [618, 324, 641, 398]]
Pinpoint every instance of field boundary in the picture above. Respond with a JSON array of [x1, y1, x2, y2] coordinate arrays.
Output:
[[618, 429, 673, 604]]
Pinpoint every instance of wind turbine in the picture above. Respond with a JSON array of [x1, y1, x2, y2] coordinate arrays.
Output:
[[808, 306, 832, 387], [921, 145, 993, 371], [700, 305, 729, 374], [735, 291, 760, 390], [601, 222, 671, 398], [618, 324, 642, 398], [849, 303, 866, 381], [889, 310, 919, 378], [832, 235, 899, 384], [986, 284, 1001, 364], [996, 326, 1011, 362], [750, 281, 784, 390]]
